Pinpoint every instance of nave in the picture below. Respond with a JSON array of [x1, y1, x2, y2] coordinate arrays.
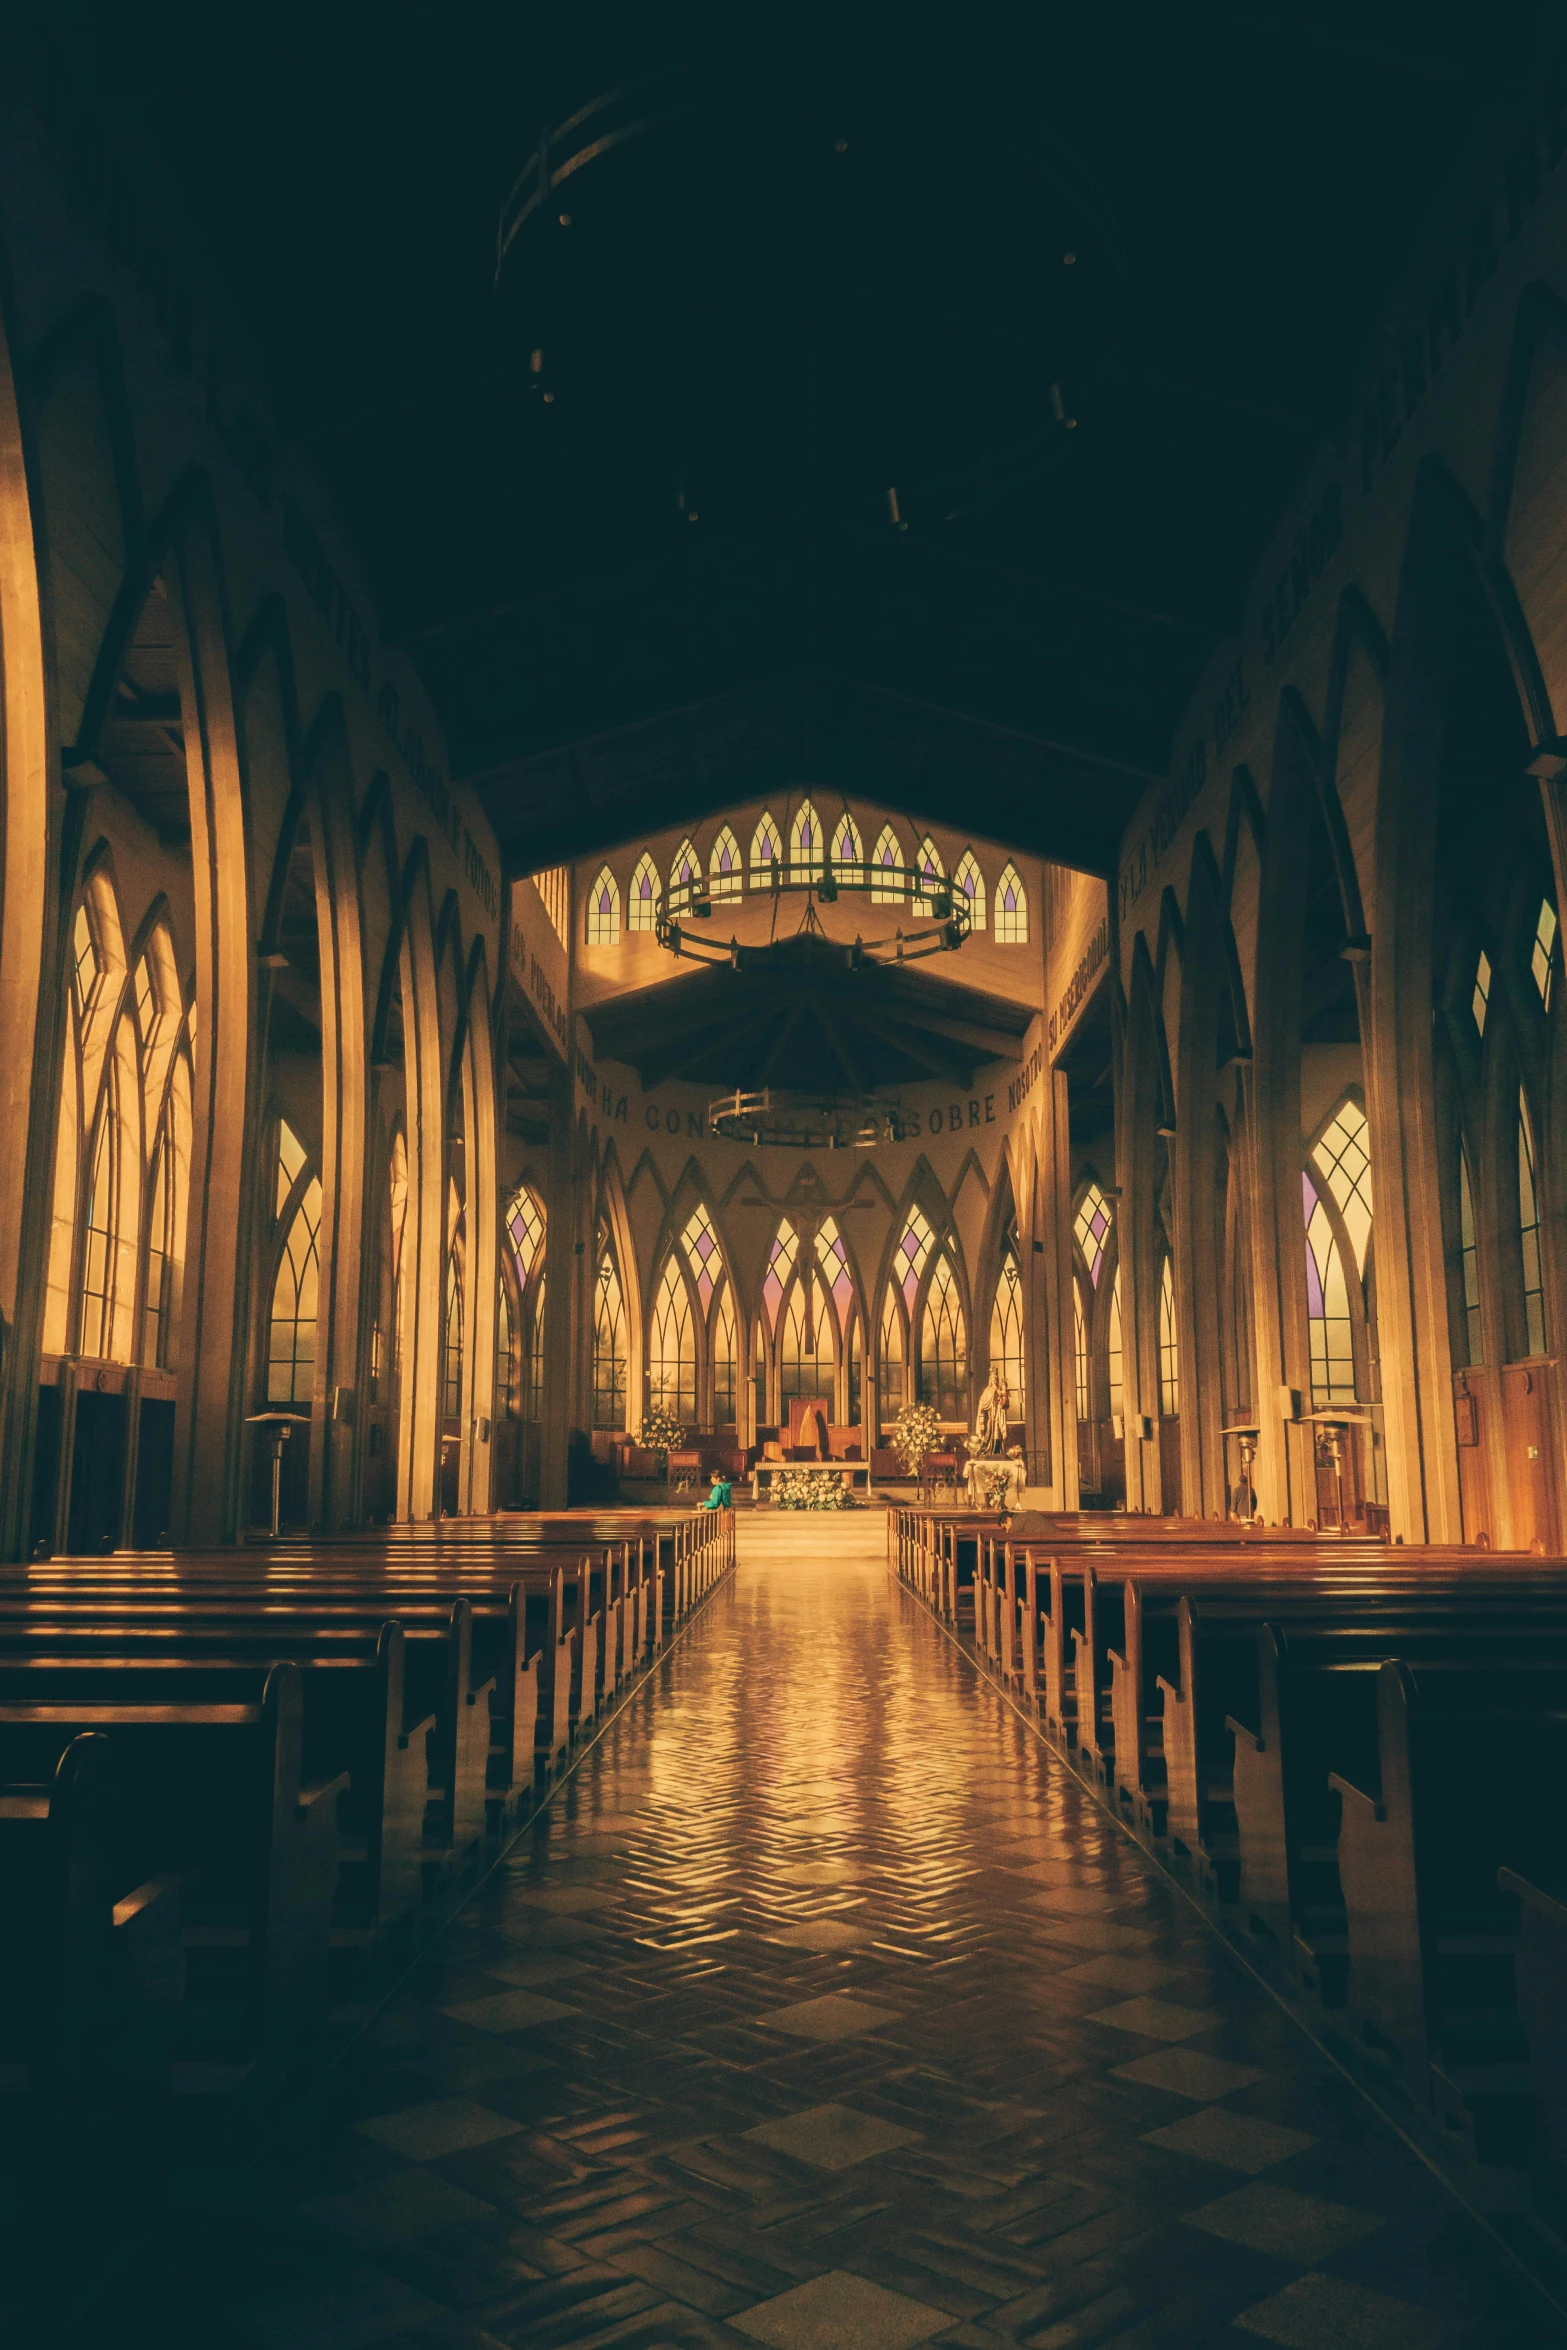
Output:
[[123, 1525, 1545, 2350]]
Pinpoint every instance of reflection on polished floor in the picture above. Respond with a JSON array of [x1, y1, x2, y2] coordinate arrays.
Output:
[[185, 1526, 1548, 2349]]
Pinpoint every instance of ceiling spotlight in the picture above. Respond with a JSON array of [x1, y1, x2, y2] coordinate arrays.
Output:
[[834, 138, 848, 152], [542, 391, 555, 404], [1063, 250, 1077, 265], [558, 211, 572, 226], [687, 510, 699, 521]]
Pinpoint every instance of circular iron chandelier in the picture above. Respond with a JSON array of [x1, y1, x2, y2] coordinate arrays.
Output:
[[655, 857, 971, 970], [706, 1089, 912, 1150]]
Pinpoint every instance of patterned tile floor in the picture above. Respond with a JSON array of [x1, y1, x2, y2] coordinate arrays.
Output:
[[151, 1530, 1561, 2348]]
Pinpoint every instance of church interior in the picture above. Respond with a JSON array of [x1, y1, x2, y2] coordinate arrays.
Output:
[[7, 1, 1567, 2342]]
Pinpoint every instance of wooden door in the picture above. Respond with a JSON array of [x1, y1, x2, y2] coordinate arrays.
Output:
[[1501, 1361, 1560, 1552]]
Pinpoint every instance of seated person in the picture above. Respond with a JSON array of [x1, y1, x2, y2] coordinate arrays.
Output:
[[704, 1471, 733, 1510]]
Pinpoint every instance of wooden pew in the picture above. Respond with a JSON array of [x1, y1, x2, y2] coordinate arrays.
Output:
[[1329, 1657, 1567, 2149], [0, 1664, 345, 2057]]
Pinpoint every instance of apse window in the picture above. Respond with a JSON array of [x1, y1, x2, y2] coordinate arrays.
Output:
[[1472, 949, 1491, 1036], [955, 849, 986, 929], [870, 824, 906, 904], [1073, 1182, 1112, 1286], [830, 811, 863, 874], [628, 853, 660, 931], [750, 811, 783, 886], [709, 825, 743, 902], [585, 866, 620, 945], [995, 864, 1028, 944], [1532, 899, 1557, 1008]]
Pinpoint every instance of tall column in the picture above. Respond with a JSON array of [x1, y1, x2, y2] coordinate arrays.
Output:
[[538, 1064, 576, 1505], [1039, 1074, 1077, 1506]]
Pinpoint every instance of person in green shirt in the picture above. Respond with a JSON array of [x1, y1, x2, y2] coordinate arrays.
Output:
[[704, 1472, 733, 1510]]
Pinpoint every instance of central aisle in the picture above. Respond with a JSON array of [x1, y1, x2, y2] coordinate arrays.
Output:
[[209, 1530, 1536, 2348]]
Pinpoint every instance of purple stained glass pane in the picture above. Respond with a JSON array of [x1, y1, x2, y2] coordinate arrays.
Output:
[[833, 1269, 853, 1314], [801, 817, 813, 846], [1302, 1171, 1318, 1220], [638, 871, 652, 900], [1305, 1239, 1324, 1318]]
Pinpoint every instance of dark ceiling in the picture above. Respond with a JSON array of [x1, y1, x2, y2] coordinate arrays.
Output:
[[75, 0, 1550, 871]]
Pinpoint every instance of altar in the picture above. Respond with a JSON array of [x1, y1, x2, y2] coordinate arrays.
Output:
[[751, 1462, 872, 1503], [963, 1455, 1027, 1513]]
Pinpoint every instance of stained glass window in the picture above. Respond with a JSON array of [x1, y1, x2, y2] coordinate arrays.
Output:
[[496, 1280, 515, 1418], [276, 1116, 307, 1218], [585, 865, 620, 944], [1520, 1089, 1547, 1355], [893, 1206, 935, 1310], [1473, 950, 1491, 1036], [955, 849, 986, 931], [789, 799, 824, 879], [870, 824, 906, 904], [269, 1173, 322, 1404], [995, 863, 1028, 944], [442, 1251, 464, 1420], [73, 902, 99, 1004], [913, 834, 946, 912], [762, 1219, 799, 1328], [79, 1100, 115, 1360], [1311, 1097, 1372, 1275], [1073, 1182, 1112, 1286], [1108, 1267, 1123, 1423], [990, 1247, 1024, 1406], [1303, 1172, 1355, 1405], [750, 811, 782, 886], [649, 1255, 697, 1424], [816, 1216, 855, 1338], [781, 1274, 834, 1407], [1158, 1255, 1179, 1418], [920, 1252, 967, 1417], [1459, 1147, 1482, 1366], [714, 1285, 738, 1425], [528, 1272, 546, 1419], [592, 1241, 627, 1428], [709, 825, 742, 903], [628, 853, 660, 931], [143, 1123, 173, 1368], [1074, 1286, 1089, 1421], [134, 950, 159, 1042], [680, 1201, 723, 1308], [830, 810, 863, 874], [848, 1311, 863, 1423], [1533, 899, 1557, 1009], [669, 837, 701, 903], [879, 1288, 904, 1422], [506, 1184, 546, 1290]]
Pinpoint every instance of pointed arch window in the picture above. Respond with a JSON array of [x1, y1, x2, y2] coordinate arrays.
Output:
[[789, 799, 824, 879], [79, 1096, 116, 1361], [1312, 1098, 1372, 1274], [496, 1279, 515, 1418], [830, 809, 863, 874], [879, 1285, 905, 1421], [276, 1117, 307, 1218], [781, 1272, 834, 1406], [680, 1201, 723, 1308], [628, 853, 660, 931], [506, 1185, 546, 1291], [1533, 899, 1558, 1009], [649, 1254, 697, 1423], [1458, 1147, 1482, 1367], [269, 1171, 322, 1405], [762, 1220, 799, 1327], [527, 1273, 546, 1419], [585, 866, 620, 945], [1157, 1255, 1179, 1418], [870, 824, 906, 904], [991, 1245, 1024, 1406], [1073, 1182, 1113, 1285], [1520, 1089, 1547, 1355], [1074, 1286, 1089, 1421], [750, 811, 782, 886], [954, 849, 986, 930], [670, 836, 701, 897], [73, 902, 101, 1009], [1108, 1267, 1124, 1424], [1303, 1173, 1355, 1405], [443, 1250, 464, 1420], [995, 864, 1029, 944], [1473, 950, 1492, 1036], [816, 1216, 854, 1326], [143, 1123, 173, 1368], [920, 1252, 967, 1418], [592, 1240, 627, 1429], [709, 825, 742, 902], [913, 834, 946, 912], [714, 1285, 738, 1425], [893, 1206, 934, 1310]]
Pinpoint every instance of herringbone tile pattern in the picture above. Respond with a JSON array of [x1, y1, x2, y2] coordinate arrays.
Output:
[[174, 1533, 1553, 2347]]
